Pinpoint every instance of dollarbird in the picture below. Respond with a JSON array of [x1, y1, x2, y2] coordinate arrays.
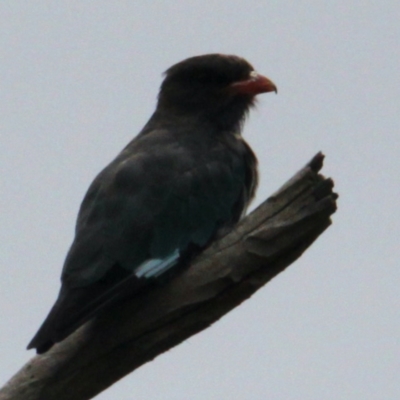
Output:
[[27, 54, 277, 353]]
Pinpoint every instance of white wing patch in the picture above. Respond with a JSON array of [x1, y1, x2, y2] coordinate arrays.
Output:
[[134, 249, 180, 279]]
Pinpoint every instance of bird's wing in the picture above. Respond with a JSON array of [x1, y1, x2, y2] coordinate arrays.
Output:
[[63, 135, 247, 285], [28, 133, 249, 352]]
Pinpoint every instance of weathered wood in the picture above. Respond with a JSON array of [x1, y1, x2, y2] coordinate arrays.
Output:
[[0, 153, 337, 400]]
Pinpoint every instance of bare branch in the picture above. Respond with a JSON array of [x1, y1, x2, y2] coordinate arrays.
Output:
[[0, 153, 337, 400]]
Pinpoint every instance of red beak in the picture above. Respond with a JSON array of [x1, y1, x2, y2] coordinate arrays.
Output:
[[229, 71, 277, 96]]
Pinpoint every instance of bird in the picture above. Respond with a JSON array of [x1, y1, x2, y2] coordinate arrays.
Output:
[[27, 54, 277, 354]]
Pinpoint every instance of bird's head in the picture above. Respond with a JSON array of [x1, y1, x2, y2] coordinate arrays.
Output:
[[157, 54, 277, 131]]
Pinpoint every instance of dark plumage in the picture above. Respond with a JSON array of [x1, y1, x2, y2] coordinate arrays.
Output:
[[27, 54, 277, 353]]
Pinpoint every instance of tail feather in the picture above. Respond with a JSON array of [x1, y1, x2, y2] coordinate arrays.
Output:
[[27, 252, 181, 353], [27, 271, 151, 353]]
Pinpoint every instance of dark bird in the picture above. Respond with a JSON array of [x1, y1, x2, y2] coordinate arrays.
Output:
[[27, 54, 277, 353]]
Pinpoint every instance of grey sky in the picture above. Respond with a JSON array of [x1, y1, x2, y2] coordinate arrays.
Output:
[[1, 1, 399, 399]]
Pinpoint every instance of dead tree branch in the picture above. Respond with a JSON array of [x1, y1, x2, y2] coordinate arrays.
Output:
[[0, 152, 338, 400]]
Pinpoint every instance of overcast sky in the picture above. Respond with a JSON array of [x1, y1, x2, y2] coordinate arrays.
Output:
[[1, 2, 399, 399]]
